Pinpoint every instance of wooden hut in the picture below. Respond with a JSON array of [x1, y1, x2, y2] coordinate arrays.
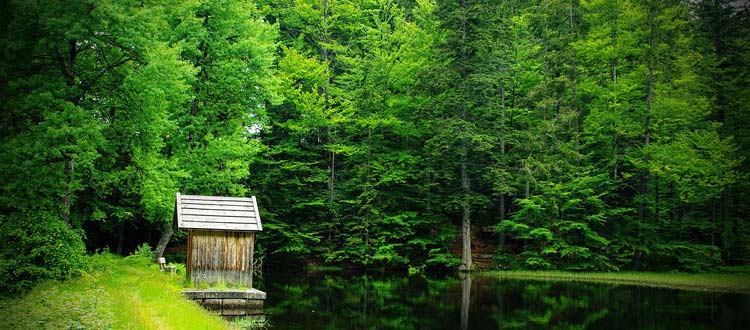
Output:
[[175, 193, 262, 288]]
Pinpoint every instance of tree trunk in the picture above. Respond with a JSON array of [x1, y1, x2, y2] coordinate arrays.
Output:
[[721, 190, 730, 261], [499, 86, 506, 222], [640, 5, 654, 225], [327, 146, 336, 241], [655, 175, 660, 223], [63, 159, 74, 224], [460, 103, 472, 271], [499, 86, 506, 251], [610, 7, 618, 83], [153, 221, 174, 262], [670, 182, 676, 237], [61, 39, 77, 224], [321, 0, 337, 243], [458, 0, 472, 273], [461, 159, 472, 272], [525, 175, 530, 199], [711, 200, 716, 246]]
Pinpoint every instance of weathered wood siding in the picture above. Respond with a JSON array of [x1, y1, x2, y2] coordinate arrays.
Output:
[[188, 230, 255, 287]]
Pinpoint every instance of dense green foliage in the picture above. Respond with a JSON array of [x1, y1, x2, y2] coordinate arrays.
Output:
[[0, 211, 86, 294], [1, 0, 748, 290]]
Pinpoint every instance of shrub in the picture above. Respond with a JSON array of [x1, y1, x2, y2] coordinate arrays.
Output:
[[122, 243, 155, 268], [648, 242, 722, 272], [0, 211, 86, 294]]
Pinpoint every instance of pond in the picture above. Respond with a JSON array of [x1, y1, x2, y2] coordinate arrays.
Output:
[[254, 271, 750, 330]]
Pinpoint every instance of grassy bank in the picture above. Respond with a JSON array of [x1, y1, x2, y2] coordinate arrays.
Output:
[[0, 253, 246, 330], [487, 270, 750, 294]]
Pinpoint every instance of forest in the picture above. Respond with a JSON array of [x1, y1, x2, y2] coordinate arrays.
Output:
[[1, 0, 749, 294]]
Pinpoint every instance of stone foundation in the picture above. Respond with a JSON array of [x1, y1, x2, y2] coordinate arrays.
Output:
[[183, 289, 265, 317]]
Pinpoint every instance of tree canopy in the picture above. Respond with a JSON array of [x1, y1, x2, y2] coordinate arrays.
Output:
[[1, 0, 748, 292]]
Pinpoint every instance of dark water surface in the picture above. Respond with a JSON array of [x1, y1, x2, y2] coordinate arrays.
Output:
[[254, 271, 750, 330]]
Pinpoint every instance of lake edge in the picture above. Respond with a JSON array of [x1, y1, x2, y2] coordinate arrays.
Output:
[[486, 270, 750, 294]]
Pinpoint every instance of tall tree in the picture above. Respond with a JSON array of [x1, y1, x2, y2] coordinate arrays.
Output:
[[693, 0, 750, 265], [152, 0, 281, 260], [171, 0, 280, 195], [0, 0, 193, 288]]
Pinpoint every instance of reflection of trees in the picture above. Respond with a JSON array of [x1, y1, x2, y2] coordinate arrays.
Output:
[[489, 281, 749, 330], [584, 286, 750, 330], [260, 273, 750, 330], [265, 273, 612, 330], [491, 281, 609, 329], [261, 272, 459, 330]]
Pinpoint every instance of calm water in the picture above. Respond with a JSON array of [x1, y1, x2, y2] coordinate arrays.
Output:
[[254, 271, 750, 330]]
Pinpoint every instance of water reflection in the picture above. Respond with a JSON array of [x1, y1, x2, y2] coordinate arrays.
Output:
[[256, 271, 750, 330], [460, 272, 470, 330]]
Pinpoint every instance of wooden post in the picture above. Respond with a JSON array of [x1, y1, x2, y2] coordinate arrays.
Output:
[[187, 230, 193, 278], [249, 232, 255, 288]]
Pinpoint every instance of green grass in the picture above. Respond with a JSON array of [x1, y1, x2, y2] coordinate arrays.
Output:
[[0, 253, 257, 330], [486, 270, 750, 294]]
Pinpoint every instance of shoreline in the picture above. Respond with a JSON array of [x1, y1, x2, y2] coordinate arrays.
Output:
[[484, 270, 750, 294]]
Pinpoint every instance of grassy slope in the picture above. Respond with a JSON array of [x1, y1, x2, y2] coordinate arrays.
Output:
[[0, 253, 229, 330], [488, 270, 750, 294]]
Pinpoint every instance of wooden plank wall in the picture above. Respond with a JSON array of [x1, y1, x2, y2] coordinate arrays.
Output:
[[188, 230, 255, 288]]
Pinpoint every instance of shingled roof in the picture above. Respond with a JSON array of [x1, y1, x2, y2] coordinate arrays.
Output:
[[175, 193, 262, 231]]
